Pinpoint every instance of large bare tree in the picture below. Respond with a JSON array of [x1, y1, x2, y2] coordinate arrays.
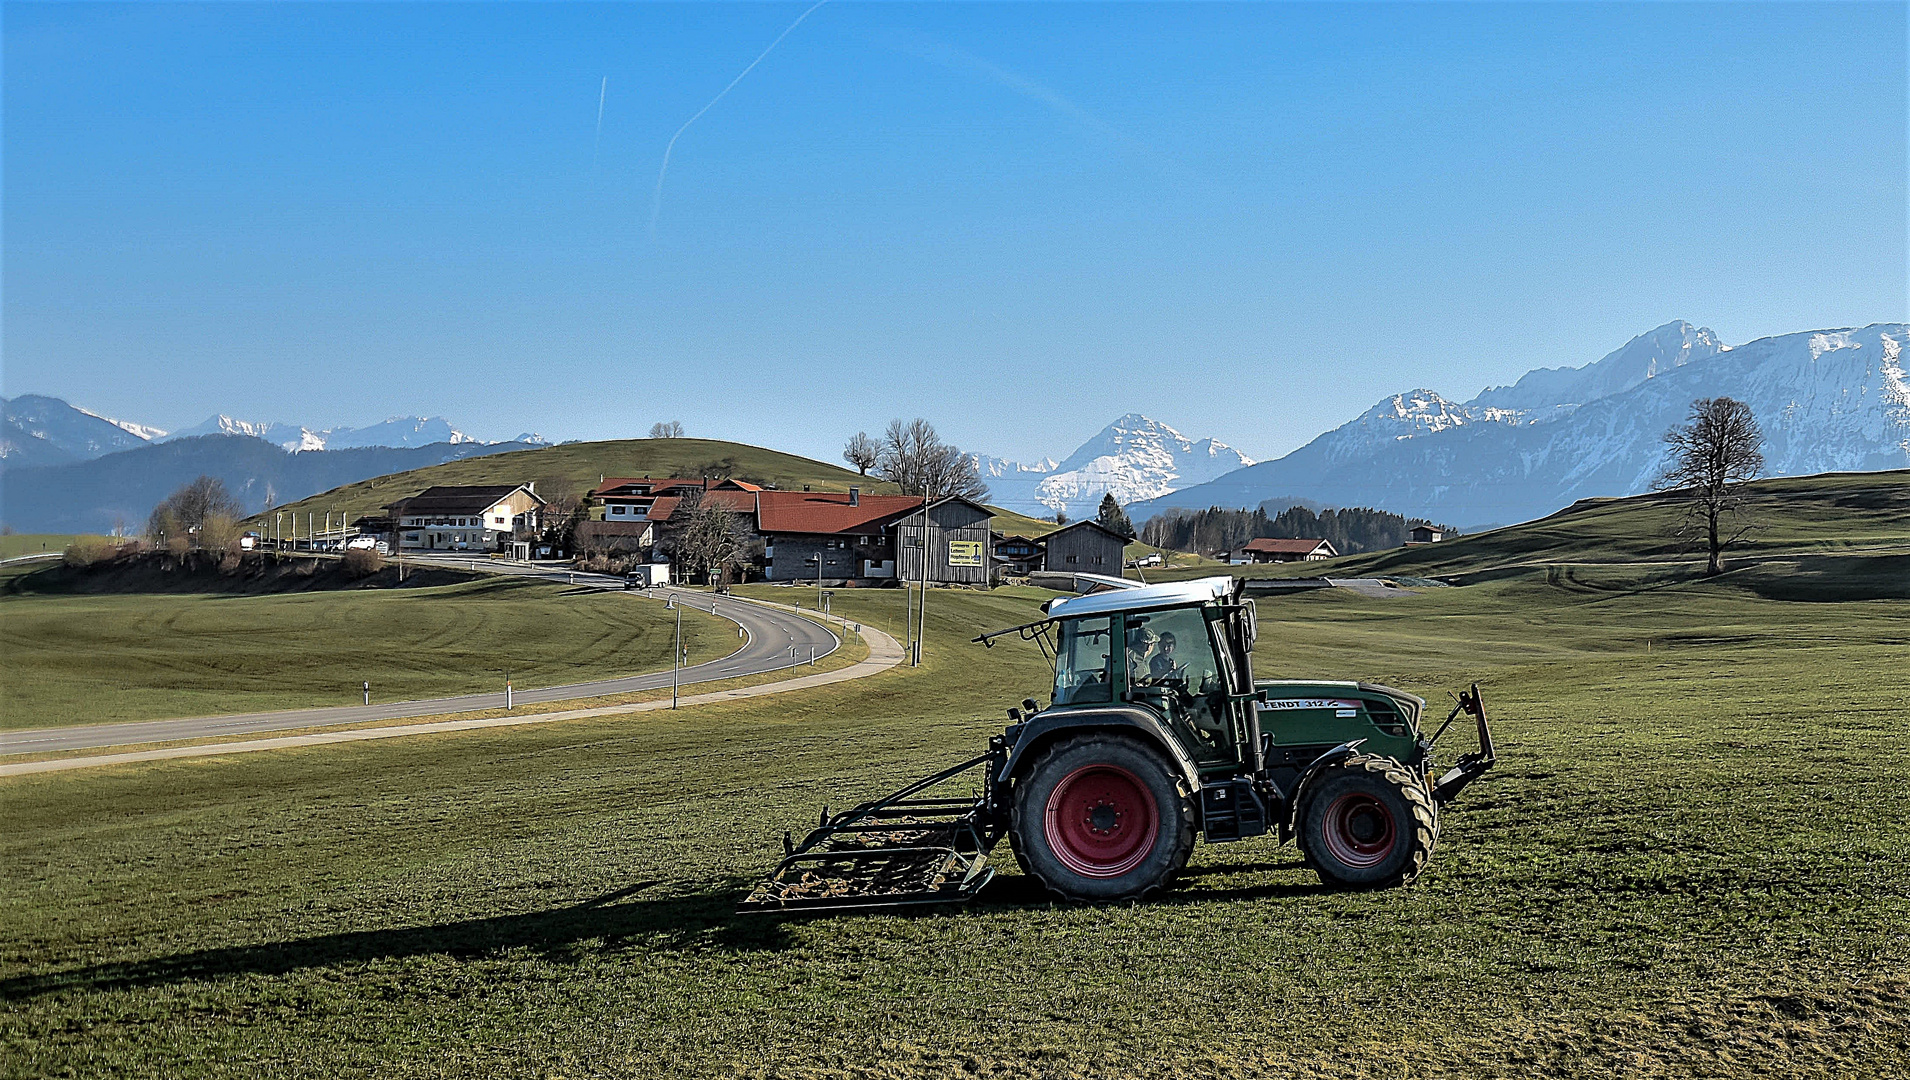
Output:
[[147, 475, 244, 545], [843, 431, 879, 475], [663, 492, 750, 584], [1653, 396, 1765, 576], [649, 420, 685, 439], [875, 418, 988, 501]]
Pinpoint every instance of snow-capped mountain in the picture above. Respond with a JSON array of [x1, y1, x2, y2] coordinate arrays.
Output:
[[974, 415, 1254, 518], [1, 395, 155, 468], [1131, 321, 1910, 528], [159, 414, 480, 452]]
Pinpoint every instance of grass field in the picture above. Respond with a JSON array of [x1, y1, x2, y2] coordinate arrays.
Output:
[[3, 480, 1908, 1077], [0, 534, 98, 561], [0, 563, 731, 729]]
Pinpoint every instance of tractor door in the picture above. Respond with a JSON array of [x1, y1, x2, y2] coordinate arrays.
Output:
[[1121, 605, 1248, 771]]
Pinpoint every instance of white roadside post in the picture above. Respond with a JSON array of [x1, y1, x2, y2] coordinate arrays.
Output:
[[363, 681, 370, 706]]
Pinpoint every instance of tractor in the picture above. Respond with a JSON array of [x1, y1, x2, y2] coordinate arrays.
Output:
[[741, 576, 1494, 911]]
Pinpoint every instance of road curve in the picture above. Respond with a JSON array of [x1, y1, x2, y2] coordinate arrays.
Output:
[[1, 564, 843, 756]]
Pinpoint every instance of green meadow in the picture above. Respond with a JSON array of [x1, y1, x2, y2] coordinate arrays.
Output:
[[2, 477, 1907, 1077], [0, 561, 730, 729]]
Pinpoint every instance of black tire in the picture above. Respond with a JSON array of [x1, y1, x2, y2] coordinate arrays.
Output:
[[1009, 734, 1195, 903], [1298, 754, 1438, 889]]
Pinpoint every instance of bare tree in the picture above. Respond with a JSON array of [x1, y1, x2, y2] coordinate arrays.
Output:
[[649, 421, 685, 439], [875, 418, 989, 501], [843, 431, 879, 475], [663, 491, 749, 584], [1654, 396, 1765, 576], [147, 476, 244, 545]]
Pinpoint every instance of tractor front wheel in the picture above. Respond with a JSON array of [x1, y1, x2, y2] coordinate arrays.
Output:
[[1010, 734, 1194, 903], [1299, 755, 1438, 889]]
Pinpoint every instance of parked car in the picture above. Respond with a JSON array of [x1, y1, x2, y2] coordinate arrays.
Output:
[[239, 532, 260, 551]]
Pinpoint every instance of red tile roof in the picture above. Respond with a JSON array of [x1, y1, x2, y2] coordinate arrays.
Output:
[[643, 490, 755, 523], [755, 491, 924, 535], [1242, 537, 1332, 554]]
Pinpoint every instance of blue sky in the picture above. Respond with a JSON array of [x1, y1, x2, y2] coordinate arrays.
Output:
[[4, 1, 1904, 463]]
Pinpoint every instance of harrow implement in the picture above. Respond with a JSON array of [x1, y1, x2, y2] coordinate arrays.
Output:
[[738, 747, 1008, 913]]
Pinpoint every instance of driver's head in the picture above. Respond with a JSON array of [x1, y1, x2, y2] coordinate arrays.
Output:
[[1158, 632, 1177, 654], [1127, 628, 1157, 656]]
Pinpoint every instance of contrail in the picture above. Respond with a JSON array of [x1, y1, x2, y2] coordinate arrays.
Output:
[[650, 0, 827, 238], [591, 76, 607, 172]]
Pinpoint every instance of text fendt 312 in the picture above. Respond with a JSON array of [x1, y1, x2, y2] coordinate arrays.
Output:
[[742, 576, 1495, 911]]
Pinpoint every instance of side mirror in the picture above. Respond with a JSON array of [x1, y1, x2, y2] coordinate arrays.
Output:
[[1022, 698, 1039, 713], [1007, 707, 1022, 722]]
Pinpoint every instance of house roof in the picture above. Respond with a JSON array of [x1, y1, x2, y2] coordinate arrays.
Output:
[[643, 489, 755, 524], [387, 485, 542, 515], [1043, 519, 1134, 543], [590, 477, 704, 498], [755, 491, 925, 535], [1242, 537, 1333, 554]]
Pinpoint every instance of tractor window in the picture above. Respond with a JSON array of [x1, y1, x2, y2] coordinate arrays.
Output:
[[1124, 606, 1231, 762], [1053, 617, 1113, 705]]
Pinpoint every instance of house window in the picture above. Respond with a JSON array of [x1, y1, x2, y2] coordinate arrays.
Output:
[[1067, 554, 1078, 563], [610, 505, 625, 516], [1093, 556, 1104, 565]]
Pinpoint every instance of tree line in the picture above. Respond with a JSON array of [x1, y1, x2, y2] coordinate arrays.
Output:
[[1138, 504, 1460, 556]]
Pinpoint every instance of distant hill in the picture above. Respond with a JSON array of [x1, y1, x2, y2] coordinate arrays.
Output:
[[1132, 321, 1910, 528], [1183, 469, 1910, 600], [0, 435, 538, 534], [261, 438, 902, 524]]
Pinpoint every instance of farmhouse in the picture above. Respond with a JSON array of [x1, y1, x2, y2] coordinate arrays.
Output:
[[1232, 537, 1338, 563], [1039, 520, 1131, 574], [386, 485, 545, 553], [1407, 525, 1445, 545], [993, 534, 1044, 576]]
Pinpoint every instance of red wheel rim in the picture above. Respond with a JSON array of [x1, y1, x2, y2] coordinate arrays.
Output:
[[1044, 764, 1160, 878], [1321, 792, 1397, 869]]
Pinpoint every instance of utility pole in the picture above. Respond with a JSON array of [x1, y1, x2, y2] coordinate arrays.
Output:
[[914, 490, 934, 667], [668, 597, 682, 709]]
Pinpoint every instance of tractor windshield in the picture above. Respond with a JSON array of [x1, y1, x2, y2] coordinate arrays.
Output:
[[1052, 617, 1113, 705]]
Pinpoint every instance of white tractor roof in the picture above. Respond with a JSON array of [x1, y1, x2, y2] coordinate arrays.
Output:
[[1046, 576, 1236, 620]]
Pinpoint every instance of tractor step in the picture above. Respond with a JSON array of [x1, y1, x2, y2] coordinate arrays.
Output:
[[738, 751, 1005, 914]]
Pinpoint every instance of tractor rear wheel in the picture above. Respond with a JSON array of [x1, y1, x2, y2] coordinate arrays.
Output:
[[1298, 754, 1438, 889], [1009, 734, 1194, 903]]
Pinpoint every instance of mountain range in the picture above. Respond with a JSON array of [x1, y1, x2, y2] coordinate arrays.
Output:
[[972, 415, 1254, 519], [1, 396, 542, 465], [1131, 321, 1910, 528]]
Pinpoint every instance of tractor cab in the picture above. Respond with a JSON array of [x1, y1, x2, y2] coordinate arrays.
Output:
[[1043, 577, 1260, 775]]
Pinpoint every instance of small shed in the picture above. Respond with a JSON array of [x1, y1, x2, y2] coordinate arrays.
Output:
[[894, 496, 995, 586], [1407, 525, 1444, 545], [1040, 520, 1130, 575]]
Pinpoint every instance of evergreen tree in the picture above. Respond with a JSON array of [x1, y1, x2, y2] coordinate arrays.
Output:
[[1096, 493, 1134, 538]]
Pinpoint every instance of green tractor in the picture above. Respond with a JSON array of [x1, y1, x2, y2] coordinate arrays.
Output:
[[742, 576, 1494, 911]]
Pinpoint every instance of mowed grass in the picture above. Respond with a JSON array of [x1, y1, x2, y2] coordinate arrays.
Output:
[[3, 541, 1908, 1077], [0, 566, 731, 729]]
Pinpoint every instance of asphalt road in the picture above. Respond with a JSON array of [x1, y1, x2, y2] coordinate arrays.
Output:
[[1, 562, 842, 755]]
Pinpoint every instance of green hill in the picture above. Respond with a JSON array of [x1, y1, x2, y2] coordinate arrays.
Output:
[[257, 438, 901, 524], [1155, 469, 1910, 595]]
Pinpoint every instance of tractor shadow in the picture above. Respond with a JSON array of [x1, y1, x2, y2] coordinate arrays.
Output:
[[0, 879, 789, 1003], [968, 858, 1330, 910]]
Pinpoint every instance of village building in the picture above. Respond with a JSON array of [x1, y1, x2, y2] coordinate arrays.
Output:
[[1231, 537, 1338, 564], [1038, 519, 1132, 576], [386, 484, 545, 553], [1407, 525, 1445, 545], [992, 534, 1044, 576], [892, 496, 996, 587]]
